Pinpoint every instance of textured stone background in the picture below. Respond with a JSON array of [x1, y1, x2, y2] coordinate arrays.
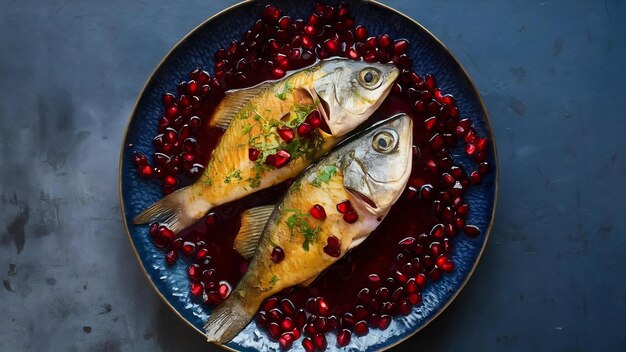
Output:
[[1, 0, 625, 351]]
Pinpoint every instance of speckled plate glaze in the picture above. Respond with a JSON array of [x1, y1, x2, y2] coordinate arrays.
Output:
[[119, 0, 497, 351]]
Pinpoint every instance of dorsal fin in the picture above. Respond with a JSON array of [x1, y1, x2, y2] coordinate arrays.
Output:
[[233, 204, 276, 259], [210, 81, 273, 129]]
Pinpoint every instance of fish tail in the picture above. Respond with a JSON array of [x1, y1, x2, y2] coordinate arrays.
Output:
[[133, 186, 212, 233], [204, 295, 252, 344]]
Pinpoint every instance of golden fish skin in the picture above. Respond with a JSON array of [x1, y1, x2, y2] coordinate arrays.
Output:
[[204, 114, 413, 344], [134, 59, 399, 234]]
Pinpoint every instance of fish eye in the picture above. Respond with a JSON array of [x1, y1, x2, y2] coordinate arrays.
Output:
[[358, 68, 382, 90], [372, 130, 397, 153]]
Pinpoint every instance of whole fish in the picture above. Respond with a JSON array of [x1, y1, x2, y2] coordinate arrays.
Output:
[[134, 58, 399, 233], [204, 114, 413, 343]]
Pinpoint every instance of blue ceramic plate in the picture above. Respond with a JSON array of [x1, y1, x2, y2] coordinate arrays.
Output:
[[119, 1, 497, 351]]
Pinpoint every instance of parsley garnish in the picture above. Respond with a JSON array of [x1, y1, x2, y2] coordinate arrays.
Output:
[[275, 82, 293, 101], [310, 165, 338, 187], [224, 169, 242, 184], [284, 209, 320, 251]]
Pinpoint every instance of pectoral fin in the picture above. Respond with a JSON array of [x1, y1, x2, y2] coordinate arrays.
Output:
[[210, 82, 272, 129], [233, 205, 275, 259]]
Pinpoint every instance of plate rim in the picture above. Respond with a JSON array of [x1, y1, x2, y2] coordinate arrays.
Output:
[[117, 0, 499, 350]]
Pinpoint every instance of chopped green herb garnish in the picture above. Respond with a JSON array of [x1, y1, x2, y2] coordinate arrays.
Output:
[[275, 82, 293, 101], [284, 208, 320, 251], [224, 169, 242, 184], [310, 165, 338, 187]]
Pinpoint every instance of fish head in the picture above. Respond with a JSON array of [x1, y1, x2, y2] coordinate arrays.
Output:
[[341, 114, 413, 217], [314, 59, 399, 137]]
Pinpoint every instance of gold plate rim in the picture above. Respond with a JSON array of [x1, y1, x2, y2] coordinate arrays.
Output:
[[117, 0, 499, 351]]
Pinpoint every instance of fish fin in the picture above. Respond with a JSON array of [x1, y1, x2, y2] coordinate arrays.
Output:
[[233, 205, 275, 259], [204, 294, 252, 344], [300, 273, 321, 287], [210, 82, 272, 129], [133, 186, 211, 233], [348, 237, 366, 250]]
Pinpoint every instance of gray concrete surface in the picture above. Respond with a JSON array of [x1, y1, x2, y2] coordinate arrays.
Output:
[[1, 0, 625, 351]]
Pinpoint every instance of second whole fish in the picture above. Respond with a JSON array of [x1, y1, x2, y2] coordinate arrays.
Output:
[[204, 114, 413, 343]]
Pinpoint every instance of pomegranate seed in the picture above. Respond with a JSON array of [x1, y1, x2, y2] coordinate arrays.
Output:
[[377, 34, 391, 48], [395, 271, 408, 284], [165, 250, 177, 265], [358, 288, 371, 303], [431, 223, 445, 239], [317, 297, 330, 316], [429, 267, 442, 281], [323, 235, 341, 257], [347, 48, 359, 60], [190, 282, 203, 297], [295, 309, 307, 326], [305, 110, 322, 128], [464, 225, 481, 237], [416, 273, 427, 288], [478, 161, 490, 175], [425, 74, 437, 90], [341, 312, 356, 329], [280, 299, 295, 316], [162, 93, 175, 105], [354, 320, 369, 336], [304, 323, 316, 336], [375, 286, 389, 300], [133, 151, 149, 167], [187, 264, 200, 281], [409, 292, 422, 305], [393, 39, 409, 54], [430, 133, 444, 149], [291, 328, 301, 339], [310, 204, 326, 220], [271, 246, 285, 263], [466, 143, 476, 155], [263, 297, 279, 311], [181, 241, 195, 256], [281, 317, 294, 331], [470, 170, 482, 184], [337, 329, 351, 347], [256, 312, 269, 328], [164, 175, 178, 188], [218, 281, 231, 299], [398, 237, 416, 251], [313, 333, 327, 350], [343, 210, 358, 223], [336, 200, 351, 214], [368, 274, 381, 288], [301, 34, 315, 49], [297, 122, 313, 137], [272, 67, 286, 79], [405, 278, 418, 293], [148, 223, 159, 237], [277, 127, 295, 142], [268, 322, 281, 340], [279, 332, 294, 350], [248, 148, 260, 161], [269, 308, 283, 322], [442, 260, 455, 272], [265, 154, 276, 166], [355, 25, 368, 40], [138, 165, 153, 178], [274, 150, 291, 168], [302, 338, 315, 352], [378, 315, 392, 330], [165, 103, 178, 119]]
